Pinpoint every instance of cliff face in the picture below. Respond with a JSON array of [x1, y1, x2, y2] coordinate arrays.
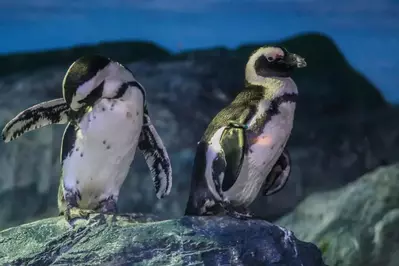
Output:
[[277, 163, 399, 266], [0, 32, 396, 229]]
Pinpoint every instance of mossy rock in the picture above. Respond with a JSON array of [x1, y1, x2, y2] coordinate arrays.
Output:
[[277, 163, 399, 266], [0, 214, 326, 265]]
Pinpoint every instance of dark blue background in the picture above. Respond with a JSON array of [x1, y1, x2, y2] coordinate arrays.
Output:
[[1, 0, 398, 102]]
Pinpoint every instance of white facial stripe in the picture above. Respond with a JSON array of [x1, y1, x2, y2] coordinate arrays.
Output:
[[70, 62, 137, 110], [245, 46, 286, 86], [103, 79, 123, 98], [263, 47, 284, 59]]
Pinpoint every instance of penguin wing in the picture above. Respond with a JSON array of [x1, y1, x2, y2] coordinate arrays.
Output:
[[138, 109, 172, 199], [60, 122, 77, 165], [262, 149, 291, 196], [219, 123, 248, 192], [2, 98, 69, 143]]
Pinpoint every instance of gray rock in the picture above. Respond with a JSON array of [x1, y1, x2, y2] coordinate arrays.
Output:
[[0, 214, 326, 266], [277, 163, 399, 266]]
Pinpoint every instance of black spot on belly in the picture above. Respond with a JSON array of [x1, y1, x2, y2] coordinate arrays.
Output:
[[80, 153, 84, 157], [76, 180, 80, 185], [102, 107, 106, 111], [106, 145, 111, 150], [103, 140, 106, 145], [136, 111, 139, 116], [75, 148, 79, 152]]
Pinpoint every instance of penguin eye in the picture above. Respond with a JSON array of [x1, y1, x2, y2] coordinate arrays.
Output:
[[267, 56, 274, 62]]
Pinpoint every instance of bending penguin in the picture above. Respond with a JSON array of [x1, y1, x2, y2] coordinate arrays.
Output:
[[184, 46, 306, 219], [2, 55, 172, 223]]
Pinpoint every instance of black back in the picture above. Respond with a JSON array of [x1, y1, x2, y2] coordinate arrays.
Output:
[[202, 87, 264, 142]]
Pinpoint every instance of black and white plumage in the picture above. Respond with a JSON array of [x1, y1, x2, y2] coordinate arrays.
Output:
[[2, 55, 172, 223], [184, 46, 306, 219], [2, 98, 69, 143]]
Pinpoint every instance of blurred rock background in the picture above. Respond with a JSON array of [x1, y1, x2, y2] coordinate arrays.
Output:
[[1, 1, 399, 265], [1, 32, 398, 228]]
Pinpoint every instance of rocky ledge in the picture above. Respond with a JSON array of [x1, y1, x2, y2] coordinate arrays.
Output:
[[277, 163, 399, 266], [0, 214, 326, 266]]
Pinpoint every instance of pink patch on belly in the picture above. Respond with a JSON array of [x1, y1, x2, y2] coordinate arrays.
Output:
[[254, 135, 273, 146]]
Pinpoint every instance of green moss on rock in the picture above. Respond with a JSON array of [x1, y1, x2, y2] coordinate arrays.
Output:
[[0, 214, 326, 265]]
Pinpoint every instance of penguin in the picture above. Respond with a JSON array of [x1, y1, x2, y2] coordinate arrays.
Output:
[[2, 55, 172, 223], [184, 46, 306, 219]]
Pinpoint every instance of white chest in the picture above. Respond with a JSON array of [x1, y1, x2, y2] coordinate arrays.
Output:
[[62, 92, 144, 209], [223, 101, 296, 206]]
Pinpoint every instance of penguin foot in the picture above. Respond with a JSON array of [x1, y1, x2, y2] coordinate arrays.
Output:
[[97, 196, 118, 214], [225, 208, 254, 220], [64, 207, 95, 227], [221, 203, 261, 220]]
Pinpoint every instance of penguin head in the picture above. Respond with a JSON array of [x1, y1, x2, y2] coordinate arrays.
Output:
[[245, 46, 306, 81], [62, 55, 135, 111]]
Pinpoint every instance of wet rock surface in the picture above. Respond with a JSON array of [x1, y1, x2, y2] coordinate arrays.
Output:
[[0, 214, 326, 266], [277, 163, 399, 266]]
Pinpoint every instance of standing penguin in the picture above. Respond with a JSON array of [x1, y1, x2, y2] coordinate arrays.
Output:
[[184, 46, 306, 219], [2, 55, 172, 223]]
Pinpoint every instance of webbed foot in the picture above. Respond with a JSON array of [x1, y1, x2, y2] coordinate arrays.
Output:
[[64, 207, 95, 228], [221, 201, 262, 220], [97, 196, 118, 214]]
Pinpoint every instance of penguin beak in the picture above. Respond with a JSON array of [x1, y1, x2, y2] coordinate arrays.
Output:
[[286, 53, 307, 68]]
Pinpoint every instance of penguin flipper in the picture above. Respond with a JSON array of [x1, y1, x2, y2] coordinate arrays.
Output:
[[219, 122, 248, 192], [2, 98, 69, 142], [138, 111, 172, 199], [58, 123, 76, 214], [60, 122, 77, 164], [262, 149, 291, 196]]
